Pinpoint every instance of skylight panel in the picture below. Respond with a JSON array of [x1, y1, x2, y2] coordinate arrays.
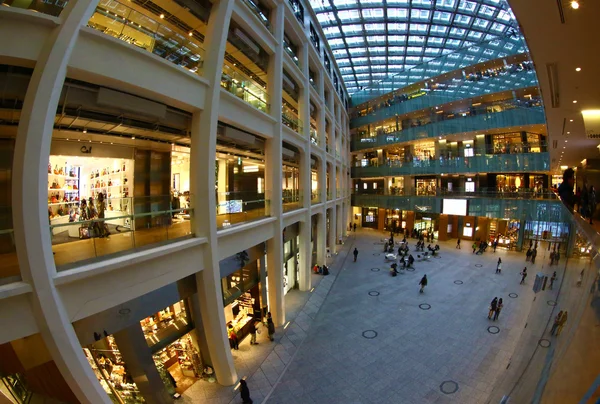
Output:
[[454, 14, 472, 25], [386, 0, 409, 4], [450, 27, 467, 36], [349, 48, 367, 55], [387, 8, 408, 19], [458, 0, 477, 12], [388, 23, 408, 32], [473, 18, 489, 29], [412, 0, 432, 6], [337, 9, 361, 22], [371, 65, 387, 71], [364, 23, 385, 32], [354, 65, 369, 72], [362, 8, 384, 19], [370, 47, 387, 54], [446, 39, 461, 47], [410, 9, 430, 20], [355, 73, 370, 79], [309, 0, 325, 11], [389, 56, 404, 62], [336, 0, 358, 7], [367, 36, 386, 44], [317, 12, 336, 24], [430, 25, 448, 35], [339, 67, 353, 73], [333, 49, 349, 57], [323, 26, 342, 37], [388, 46, 406, 53], [407, 46, 423, 54], [342, 24, 363, 34], [408, 35, 426, 44], [328, 38, 344, 47], [342, 74, 355, 81], [389, 35, 407, 44], [337, 58, 351, 65], [479, 5, 496, 17], [433, 11, 451, 23], [504, 43, 514, 50], [406, 56, 421, 63], [424, 47, 441, 55], [428, 37, 443, 45], [410, 24, 428, 33], [467, 31, 483, 40], [436, 0, 456, 8], [346, 36, 365, 45], [360, 0, 383, 5], [483, 49, 494, 55], [491, 22, 506, 33], [354, 57, 368, 63], [497, 10, 514, 22]]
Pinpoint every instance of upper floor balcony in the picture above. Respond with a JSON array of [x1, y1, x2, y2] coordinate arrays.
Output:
[[352, 150, 550, 178], [351, 191, 567, 222], [350, 62, 538, 129], [352, 101, 545, 152]]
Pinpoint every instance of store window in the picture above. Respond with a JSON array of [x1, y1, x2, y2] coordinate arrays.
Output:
[[140, 300, 191, 348], [416, 178, 437, 195], [389, 177, 404, 195], [497, 174, 524, 192], [84, 336, 144, 403], [224, 288, 261, 344], [413, 140, 435, 160], [152, 333, 202, 395]]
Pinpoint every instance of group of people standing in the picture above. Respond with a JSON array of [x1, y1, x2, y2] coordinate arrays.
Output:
[[488, 297, 504, 321]]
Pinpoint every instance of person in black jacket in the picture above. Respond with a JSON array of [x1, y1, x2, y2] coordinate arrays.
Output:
[[558, 168, 575, 212], [240, 379, 253, 404]]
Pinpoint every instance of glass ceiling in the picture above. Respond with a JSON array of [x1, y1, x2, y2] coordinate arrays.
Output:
[[309, 0, 528, 101]]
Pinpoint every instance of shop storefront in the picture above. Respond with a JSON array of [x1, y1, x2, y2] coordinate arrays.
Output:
[[84, 336, 144, 403], [496, 174, 525, 192], [388, 177, 404, 195], [413, 140, 435, 161], [361, 207, 378, 229], [222, 262, 262, 343], [414, 213, 438, 239], [152, 333, 202, 395], [416, 177, 437, 195], [523, 220, 569, 253], [140, 300, 191, 348], [488, 219, 520, 249]]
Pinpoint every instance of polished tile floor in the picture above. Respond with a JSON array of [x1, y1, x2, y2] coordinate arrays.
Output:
[[181, 229, 592, 404]]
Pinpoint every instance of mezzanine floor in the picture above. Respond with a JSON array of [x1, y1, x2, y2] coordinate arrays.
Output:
[[178, 228, 598, 404]]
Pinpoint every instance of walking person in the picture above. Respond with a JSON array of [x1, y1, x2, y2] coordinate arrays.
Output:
[[526, 247, 532, 262], [488, 297, 498, 319], [456, 238, 461, 249], [353, 223, 357, 232], [240, 379, 253, 404], [550, 271, 557, 290], [556, 310, 568, 336], [472, 242, 477, 254], [353, 247, 359, 262], [493, 298, 504, 321], [493, 239, 498, 253], [228, 325, 239, 350], [496, 258, 502, 274], [550, 310, 563, 336], [531, 248, 537, 264], [249, 320, 259, 345], [419, 274, 428, 293], [577, 269, 584, 287], [520, 267, 527, 284], [266, 312, 275, 342]]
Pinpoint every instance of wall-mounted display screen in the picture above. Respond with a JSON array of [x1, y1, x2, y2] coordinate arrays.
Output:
[[463, 227, 473, 237], [443, 199, 468, 216]]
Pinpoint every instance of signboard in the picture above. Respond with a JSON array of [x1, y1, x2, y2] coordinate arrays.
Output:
[[582, 110, 600, 139]]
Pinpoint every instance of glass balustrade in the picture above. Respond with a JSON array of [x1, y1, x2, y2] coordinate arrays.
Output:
[[50, 195, 193, 270], [1, 0, 67, 17], [284, 44, 300, 67], [282, 190, 302, 213], [352, 104, 545, 151], [282, 112, 303, 134], [353, 151, 550, 177], [310, 128, 319, 146], [0, 206, 19, 285], [240, 0, 272, 32], [350, 61, 538, 123], [216, 191, 270, 230], [352, 193, 566, 222], [221, 70, 270, 113], [87, 0, 206, 76], [311, 191, 320, 205]]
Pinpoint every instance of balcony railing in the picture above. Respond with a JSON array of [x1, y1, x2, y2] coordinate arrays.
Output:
[[352, 151, 550, 177], [350, 64, 538, 126], [240, 0, 272, 32], [282, 113, 303, 134], [282, 190, 302, 213], [310, 128, 319, 146], [221, 72, 269, 113], [88, 0, 206, 76], [217, 191, 270, 230], [351, 193, 567, 222], [352, 104, 545, 151], [1, 0, 67, 17], [50, 195, 193, 270]]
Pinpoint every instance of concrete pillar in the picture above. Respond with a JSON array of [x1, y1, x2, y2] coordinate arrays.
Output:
[[11, 0, 114, 401], [328, 205, 337, 255], [113, 325, 171, 404], [316, 211, 326, 265], [298, 218, 312, 291], [188, 295, 212, 368], [266, 236, 284, 326], [189, 0, 238, 386]]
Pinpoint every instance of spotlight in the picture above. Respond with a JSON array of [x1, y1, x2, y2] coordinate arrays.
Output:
[[575, 67, 581, 72], [571, 1, 579, 9]]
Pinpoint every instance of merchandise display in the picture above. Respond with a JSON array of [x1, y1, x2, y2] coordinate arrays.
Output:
[[152, 333, 201, 385], [84, 336, 144, 404], [225, 292, 258, 341], [140, 300, 189, 346], [48, 155, 134, 241]]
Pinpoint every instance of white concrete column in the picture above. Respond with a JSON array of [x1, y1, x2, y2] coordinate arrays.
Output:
[[265, 2, 285, 327], [190, 0, 238, 386], [328, 205, 337, 255], [11, 0, 112, 402], [318, 156, 326, 203], [297, 217, 312, 291], [316, 210, 326, 265], [336, 202, 343, 241]]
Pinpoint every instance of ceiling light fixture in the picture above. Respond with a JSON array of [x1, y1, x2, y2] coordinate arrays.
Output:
[[160, 13, 165, 18], [571, 1, 580, 9], [83, 129, 87, 133], [573, 100, 578, 104], [569, 119, 573, 122], [575, 67, 581, 72], [189, 32, 193, 36]]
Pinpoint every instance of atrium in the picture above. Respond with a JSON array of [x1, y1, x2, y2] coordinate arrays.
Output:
[[0, 0, 598, 403]]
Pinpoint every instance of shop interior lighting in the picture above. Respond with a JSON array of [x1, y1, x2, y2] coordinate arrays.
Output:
[[575, 67, 582, 71], [571, 1, 580, 9], [159, 13, 164, 18]]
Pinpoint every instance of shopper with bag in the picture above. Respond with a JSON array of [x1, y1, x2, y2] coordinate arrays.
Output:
[[249, 320, 259, 345], [488, 297, 498, 319], [520, 267, 527, 284], [240, 379, 253, 404], [493, 298, 503, 321]]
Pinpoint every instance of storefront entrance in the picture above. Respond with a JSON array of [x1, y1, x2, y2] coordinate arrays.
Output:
[[152, 333, 201, 396]]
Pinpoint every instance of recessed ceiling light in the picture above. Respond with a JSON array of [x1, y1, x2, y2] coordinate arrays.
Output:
[[189, 32, 193, 36], [567, 131, 570, 134], [131, 136, 135, 139], [160, 13, 165, 18], [83, 129, 87, 133], [573, 100, 578, 104], [565, 140, 568, 142], [563, 146, 566, 149], [571, 1, 580, 10], [569, 119, 573, 122], [575, 67, 582, 72]]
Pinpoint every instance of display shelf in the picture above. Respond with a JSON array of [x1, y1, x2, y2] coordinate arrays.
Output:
[[48, 202, 80, 206], [48, 188, 79, 192], [48, 173, 79, 180]]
